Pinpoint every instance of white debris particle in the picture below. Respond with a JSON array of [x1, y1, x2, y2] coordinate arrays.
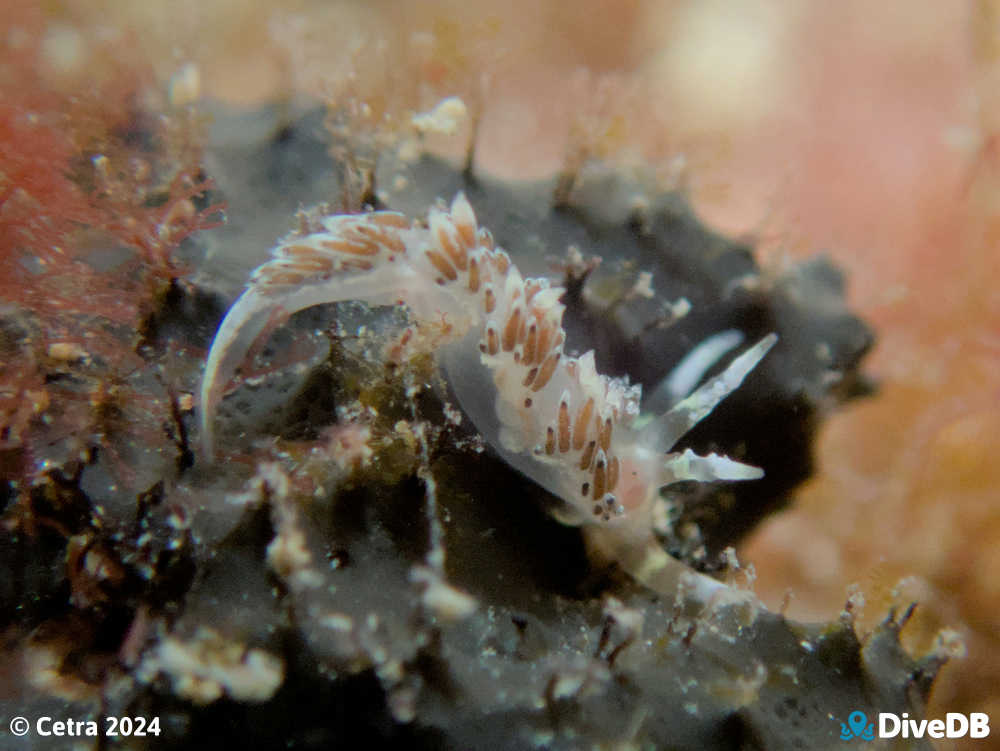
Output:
[[266, 522, 322, 589], [411, 565, 478, 622], [24, 642, 96, 703], [840, 582, 865, 622], [411, 96, 468, 136], [932, 628, 967, 660], [320, 423, 374, 469], [388, 682, 418, 722], [550, 672, 585, 700], [47, 341, 89, 363], [319, 613, 354, 632], [258, 462, 291, 500], [603, 596, 644, 637], [376, 659, 404, 683], [227, 460, 292, 507], [667, 296, 691, 320], [139, 628, 284, 704], [724, 273, 762, 297], [630, 270, 655, 299]]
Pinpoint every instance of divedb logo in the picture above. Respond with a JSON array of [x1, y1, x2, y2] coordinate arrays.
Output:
[[838, 710, 990, 741]]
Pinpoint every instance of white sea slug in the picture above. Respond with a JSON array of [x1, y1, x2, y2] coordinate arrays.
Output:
[[201, 194, 777, 607]]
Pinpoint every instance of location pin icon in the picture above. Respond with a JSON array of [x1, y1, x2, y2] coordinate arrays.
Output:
[[848, 711, 868, 737]]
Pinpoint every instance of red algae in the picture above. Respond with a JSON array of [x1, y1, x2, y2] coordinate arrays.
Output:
[[0, 6, 220, 493]]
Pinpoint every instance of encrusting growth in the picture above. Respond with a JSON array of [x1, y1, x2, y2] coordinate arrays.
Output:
[[201, 193, 777, 606]]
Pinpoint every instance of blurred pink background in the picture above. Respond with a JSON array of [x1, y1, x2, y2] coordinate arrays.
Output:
[[24, 1, 1000, 740]]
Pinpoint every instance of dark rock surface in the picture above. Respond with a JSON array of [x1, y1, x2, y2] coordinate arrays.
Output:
[[2, 105, 946, 751]]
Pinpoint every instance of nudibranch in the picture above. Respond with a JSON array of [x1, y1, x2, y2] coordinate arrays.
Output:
[[201, 194, 777, 606]]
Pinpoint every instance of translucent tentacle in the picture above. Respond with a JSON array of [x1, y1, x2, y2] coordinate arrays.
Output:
[[639, 333, 778, 452], [643, 329, 745, 415], [659, 447, 764, 487], [200, 288, 273, 459]]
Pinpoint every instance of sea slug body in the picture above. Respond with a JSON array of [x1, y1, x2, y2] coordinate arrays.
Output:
[[201, 194, 777, 605]]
